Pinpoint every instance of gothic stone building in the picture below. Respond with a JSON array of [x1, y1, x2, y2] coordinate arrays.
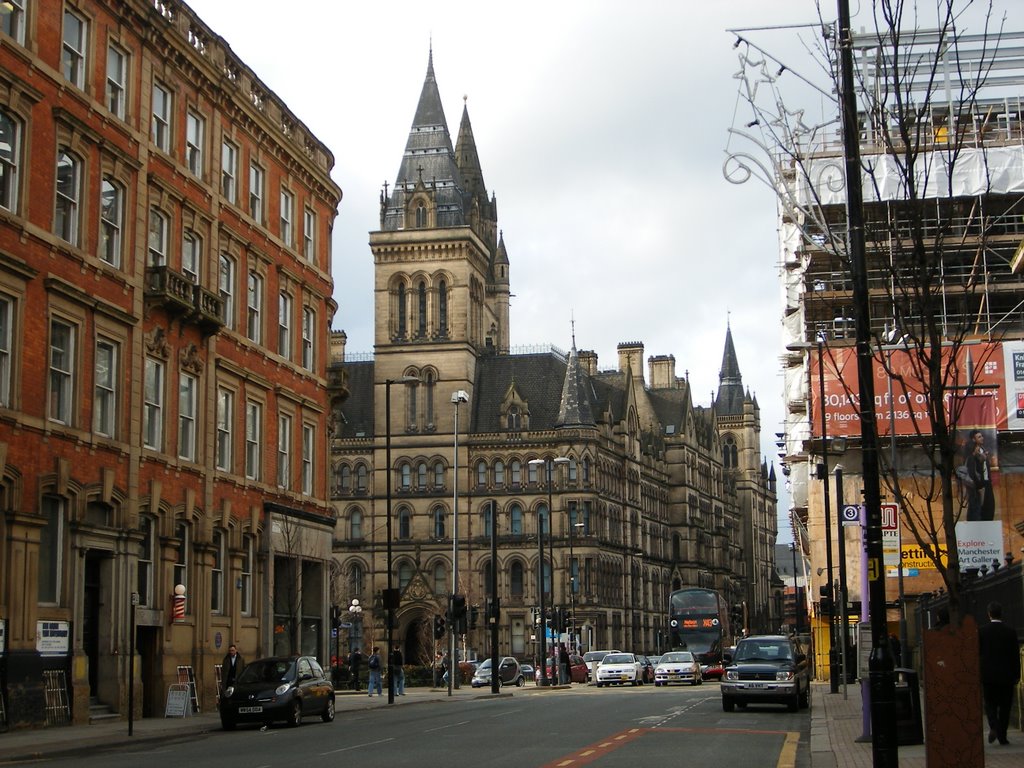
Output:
[[0, 0, 340, 727], [327, 53, 778, 667]]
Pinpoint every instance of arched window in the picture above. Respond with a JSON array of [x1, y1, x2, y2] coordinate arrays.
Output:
[[415, 202, 426, 228], [538, 503, 549, 535], [438, 279, 448, 336], [423, 370, 435, 427], [582, 457, 591, 484], [355, 463, 367, 492], [433, 562, 447, 594], [350, 508, 362, 540], [433, 507, 446, 539], [510, 503, 523, 536], [397, 283, 406, 337], [542, 561, 552, 596], [506, 405, 521, 430], [406, 378, 417, 428], [481, 559, 494, 595], [483, 503, 493, 537], [568, 459, 578, 483], [211, 529, 225, 614], [673, 533, 681, 561], [494, 460, 505, 487], [433, 461, 445, 489], [398, 561, 413, 590], [399, 462, 411, 490], [417, 281, 427, 336], [417, 462, 427, 489], [476, 460, 487, 488], [510, 561, 524, 596], [398, 508, 411, 539], [350, 563, 365, 597], [570, 558, 580, 595], [510, 460, 522, 487], [339, 464, 351, 492], [527, 461, 539, 485]]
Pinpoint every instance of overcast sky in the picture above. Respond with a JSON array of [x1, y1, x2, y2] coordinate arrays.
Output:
[[184, 0, 1015, 541]]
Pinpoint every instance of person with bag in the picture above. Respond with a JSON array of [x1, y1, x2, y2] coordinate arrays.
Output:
[[367, 646, 383, 696], [390, 645, 405, 695], [348, 647, 364, 691]]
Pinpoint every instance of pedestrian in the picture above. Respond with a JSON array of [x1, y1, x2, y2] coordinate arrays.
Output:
[[978, 601, 1021, 746], [434, 651, 445, 688], [558, 643, 570, 685], [348, 647, 364, 691], [220, 643, 245, 691], [441, 651, 451, 686], [367, 646, 383, 696], [391, 645, 405, 695]]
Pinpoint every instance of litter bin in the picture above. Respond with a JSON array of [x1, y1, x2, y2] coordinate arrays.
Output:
[[893, 667, 923, 745]]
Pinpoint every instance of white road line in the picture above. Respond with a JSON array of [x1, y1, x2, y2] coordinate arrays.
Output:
[[424, 719, 471, 733], [320, 737, 395, 755]]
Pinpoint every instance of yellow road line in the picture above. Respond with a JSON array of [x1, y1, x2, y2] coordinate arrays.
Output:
[[777, 731, 799, 768]]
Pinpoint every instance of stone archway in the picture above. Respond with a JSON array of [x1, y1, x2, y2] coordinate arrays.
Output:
[[402, 615, 433, 668]]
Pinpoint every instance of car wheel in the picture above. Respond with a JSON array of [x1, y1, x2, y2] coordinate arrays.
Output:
[[321, 698, 335, 723], [596, 682, 603, 688], [691, 677, 698, 686], [288, 700, 303, 727], [631, 678, 640, 686], [799, 685, 809, 709], [220, 716, 236, 731], [722, 698, 735, 712], [515, 676, 525, 688]]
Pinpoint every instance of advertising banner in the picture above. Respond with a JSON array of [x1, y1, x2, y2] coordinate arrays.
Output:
[[1001, 340, 1024, 430], [955, 521, 1004, 571], [810, 343, 1008, 439], [36, 620, 70, 656]]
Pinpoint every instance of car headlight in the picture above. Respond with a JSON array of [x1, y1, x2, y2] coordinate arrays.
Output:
[[275, 683, 292, 696], [776, 669, 795, 681], [224, 686, 234, 698], [725, 670, 739, 681]]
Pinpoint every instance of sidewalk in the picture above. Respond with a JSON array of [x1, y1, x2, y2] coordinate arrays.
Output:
[[0, 685, 494, 763], [810, 681, 1023, 767]]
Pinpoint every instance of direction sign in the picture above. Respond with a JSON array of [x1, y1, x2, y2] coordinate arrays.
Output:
[[841, 504, 860, 527]]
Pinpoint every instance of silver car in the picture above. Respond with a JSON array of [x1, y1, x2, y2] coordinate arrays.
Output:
[[654, 651, 703, 686]]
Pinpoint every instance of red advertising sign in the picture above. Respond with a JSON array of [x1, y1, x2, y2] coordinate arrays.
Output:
[[810, 343, 1006, 439]]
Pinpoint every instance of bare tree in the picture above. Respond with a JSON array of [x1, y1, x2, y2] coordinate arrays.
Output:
[[727, 0, 1020, 624]]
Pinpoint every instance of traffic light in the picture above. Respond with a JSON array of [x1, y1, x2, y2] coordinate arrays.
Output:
[[730, 603, 744, 628], [452, 594, 467, 634], [819, 585, 833, 614], [433, 614, 446, 639], [331, 606, 342, 630], [469, 605, 479, 630]]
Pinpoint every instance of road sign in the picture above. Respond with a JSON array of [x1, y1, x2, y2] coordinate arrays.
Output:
[[881, 503, 901, 566], [841, 504, 860, 527]]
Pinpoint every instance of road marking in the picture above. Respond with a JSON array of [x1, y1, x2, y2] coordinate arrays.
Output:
[[424, 719, 471, 732], [777, 731, 799, 768], [320, 737, 394, 755]]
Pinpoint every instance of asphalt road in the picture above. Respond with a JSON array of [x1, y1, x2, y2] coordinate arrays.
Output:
[[28, 684, 810, 768]]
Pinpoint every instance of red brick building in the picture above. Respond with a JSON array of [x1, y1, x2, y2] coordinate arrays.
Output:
[[0, 0, 341, 727]]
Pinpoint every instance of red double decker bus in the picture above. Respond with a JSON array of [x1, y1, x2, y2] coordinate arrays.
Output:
[[668, 588, 730, 667]]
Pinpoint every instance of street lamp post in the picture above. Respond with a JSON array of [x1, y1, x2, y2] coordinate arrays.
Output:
[[348, 598, 363, 687], [835, 464, 850, 697], [489, 499, 500, 695], [791, 542, 801, 635], [384, 376, 418, 705], [529, 456, 569, 685], [450, 390, 469, 695], [568, 504, 583, 650]]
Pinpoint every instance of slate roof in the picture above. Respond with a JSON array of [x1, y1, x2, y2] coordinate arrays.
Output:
[[715, 324, 747, 417], [472, 353, 569, 432], [555, 346, 596, 428], [382, 50, 468, 231], [339, 361, 375, 438]]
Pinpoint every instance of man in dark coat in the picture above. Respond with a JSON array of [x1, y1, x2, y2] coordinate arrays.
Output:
[[348, 647, 364, 691], [220, 644, 244, 690], [978, 601, 1021, 745]]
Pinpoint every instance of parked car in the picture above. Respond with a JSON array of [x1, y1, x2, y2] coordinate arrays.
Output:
[[636, 654, 656, 684], [471, 656, 525, 688], [219, 655, 335, 730], [537, 654, 589, 684], [720, 635, 810, 712], [700, 660, 725, 680], [595, 652, 643, 687], [654, 651, 702, 686], [583, 649, 620, 682], [520, 663, 535, 682]]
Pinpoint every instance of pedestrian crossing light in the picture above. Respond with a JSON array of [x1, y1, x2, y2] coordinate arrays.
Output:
[[433, 614, 446, 639]]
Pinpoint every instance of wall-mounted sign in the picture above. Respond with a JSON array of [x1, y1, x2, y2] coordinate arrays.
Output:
[[37, 621, 70, 656]]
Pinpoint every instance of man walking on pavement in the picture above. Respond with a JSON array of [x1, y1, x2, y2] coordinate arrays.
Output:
[[978, 601, 1021, 745]]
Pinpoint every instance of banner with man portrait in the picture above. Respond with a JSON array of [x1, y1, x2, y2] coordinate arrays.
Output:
[[953, 393, 999, 522]]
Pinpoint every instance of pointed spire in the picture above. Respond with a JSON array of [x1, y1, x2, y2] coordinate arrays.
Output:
[[382, 48, 466, 231], [556, 344, 595, 429], [715, 322, 746, 416], [455, 97, 487, 204]]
